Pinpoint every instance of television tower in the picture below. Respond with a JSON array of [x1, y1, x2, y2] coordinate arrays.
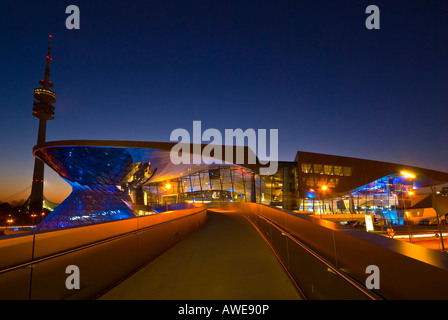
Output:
[[29, 35, 56, 216]]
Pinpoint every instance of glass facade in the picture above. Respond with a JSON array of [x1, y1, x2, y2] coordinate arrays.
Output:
[[299, 162, 353, 190], [34, 146, 155, 230], [143, 162, 299, 210], [38, 181, 136, 230], [298, 173, 415, 225], [144, 166, 254, 205], [256, 162, 298, 209]]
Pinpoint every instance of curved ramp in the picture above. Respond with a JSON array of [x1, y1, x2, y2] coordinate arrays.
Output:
[[98, 209, 302, 300]]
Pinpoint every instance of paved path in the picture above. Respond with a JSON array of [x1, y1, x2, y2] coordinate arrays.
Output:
[[98, 209, 302, 300]]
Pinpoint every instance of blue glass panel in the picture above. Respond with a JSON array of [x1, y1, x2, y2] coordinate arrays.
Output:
[[37, 180, 136, 230]]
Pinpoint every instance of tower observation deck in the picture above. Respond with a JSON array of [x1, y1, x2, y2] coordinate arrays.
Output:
[[29, 35, 56, 216], [33, 35, 55, 125]]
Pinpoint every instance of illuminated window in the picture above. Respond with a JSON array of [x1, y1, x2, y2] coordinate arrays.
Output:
[[313, 164, 323, 174], [334, 166, 343, 176], [324, 165, 333, 175], [301, 163, 312, 173]]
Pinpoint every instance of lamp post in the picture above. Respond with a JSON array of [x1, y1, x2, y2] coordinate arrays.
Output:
[[402, 190, 413, 243], [309, 189, 315, 212], [397, 171, 416, 242], [319, 185, 328, 218], [405, 190, 415, 243], [164, 182, 172, 211]]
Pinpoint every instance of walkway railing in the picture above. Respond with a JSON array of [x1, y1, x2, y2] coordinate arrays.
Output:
[[0, 204, 207, 300], [218, 202, 448, 300], [247, 211, 380, 299]]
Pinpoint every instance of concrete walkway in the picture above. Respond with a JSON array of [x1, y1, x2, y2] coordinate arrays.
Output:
[[98, 209, 302, 300]]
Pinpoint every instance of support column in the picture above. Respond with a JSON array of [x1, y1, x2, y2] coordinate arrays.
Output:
[[251, 172, 256, 203], [30, 119, 47, 216]]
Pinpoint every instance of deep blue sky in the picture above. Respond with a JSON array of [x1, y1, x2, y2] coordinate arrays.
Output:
[[1, 0, 447, 203]]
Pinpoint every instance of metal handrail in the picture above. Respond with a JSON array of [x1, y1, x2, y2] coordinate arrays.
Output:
[[254, 213, 382, 300], [0, 208, 206, 275]]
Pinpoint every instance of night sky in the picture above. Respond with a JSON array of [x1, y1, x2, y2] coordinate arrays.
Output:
[[1, 0, 447, 203]]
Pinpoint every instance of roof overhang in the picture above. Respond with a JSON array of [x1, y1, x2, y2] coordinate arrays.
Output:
[[33, 140, 260, 186]]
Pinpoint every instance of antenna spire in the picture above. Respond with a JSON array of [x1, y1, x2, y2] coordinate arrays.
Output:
[[42, 35, 53, 88]]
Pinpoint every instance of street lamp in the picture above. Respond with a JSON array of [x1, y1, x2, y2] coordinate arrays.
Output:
[[319, 185, 328, 218], [164, 182, 172, 211], [403, 190, 414, 243], [6, 219, 13, 230], [308, 189, 315, 212], [397, 172, 415, 242]]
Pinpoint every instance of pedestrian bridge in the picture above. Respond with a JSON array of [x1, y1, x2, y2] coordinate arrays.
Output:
[[1, 202, 448, 300]]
